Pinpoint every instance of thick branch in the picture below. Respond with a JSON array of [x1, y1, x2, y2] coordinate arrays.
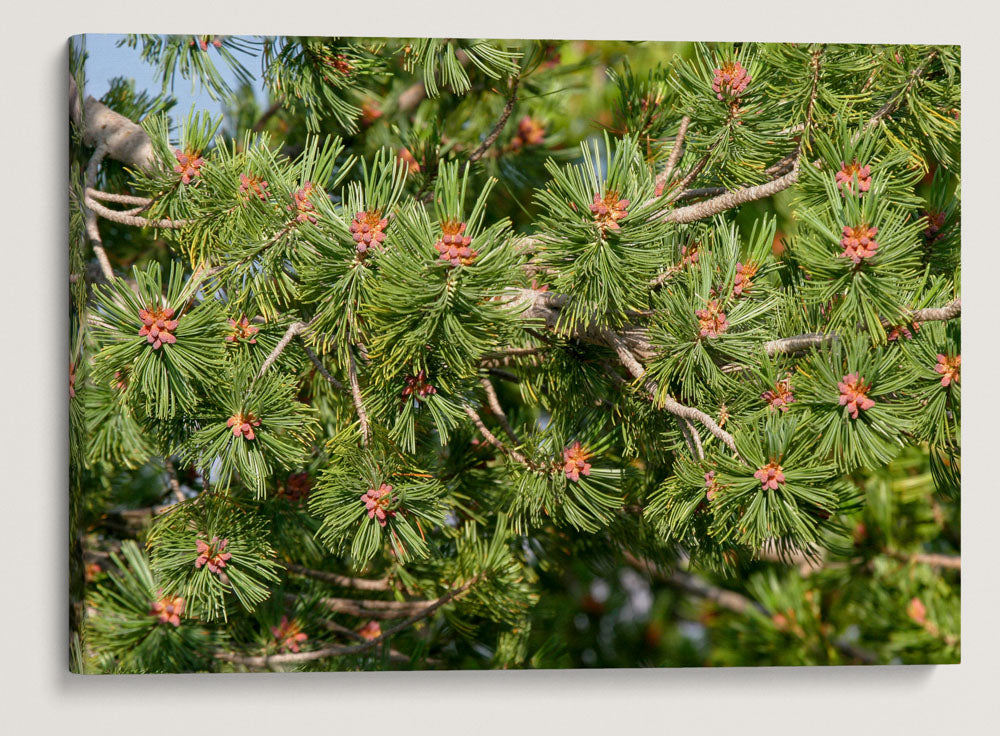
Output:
[[663, 168, 799, 224], [71, 74, 156, 173]]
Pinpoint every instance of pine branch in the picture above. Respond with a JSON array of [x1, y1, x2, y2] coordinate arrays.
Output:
[[86, 189, 153, 207], [765, 300, 961, 356], [513, 288, 960, 365], [624, 553, 879, 664], [468, 75, 520, 163], [463, 404, 536, 468], [887, 549, 961, 570], [82, 145, 115, 282], [348, 350, 371, 446], [863, 51, 938, 133], [664, 168, 800, 224], [678, 417, 705, 460], [284, 562, 393, 591], [663, 151, 710, 203], [252, 97, 285, 133], [479, 376, 520, 445], [658, 48, 822, 224], [84, 190, 190, 229], [655, 115, 690, 191], [257, 321, 306, 377], [909, 299, 961, 322], [215, 576, 479, 667], [673, 186, 727, 202], [70, 74, 156, 173], [162, 457, 186, 504], [302, 344, 346, 391], [318, 595, 436, 620], [609, 334, 739, 457]]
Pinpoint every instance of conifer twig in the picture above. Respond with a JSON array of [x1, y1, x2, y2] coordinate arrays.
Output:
[[317, 596, 436, 619], [82, 145, 115, 282], [463, 404, 537, 469], [301, 344, 346, 391], [83, 193, 190, 230], [664, 168, 800, 224], [480, 376, 520, 445], [623, 553, 879, 664], [85, 189, 153, 207], [468, 75, 520, 163], [863, 51, 938, 134], [258, 321, 306, 377], [655, 115, 690, 192], [663, 152, 710, 202], [348, 350, 371, 446], [887, 550, 961, 570], [610, 335, 739, 457], [284, 562, 393, 591], [678, 418, 704, 460], [908, 299, 961, 322], [765, 299, 961, 356], [215, 577, 479, 667], [673, 186, 728, 202], [162, 458, 185, 504], [252, 97, 285, 133]]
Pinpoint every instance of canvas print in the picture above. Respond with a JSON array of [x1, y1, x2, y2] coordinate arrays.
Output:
[[69, 35, 961, 673]]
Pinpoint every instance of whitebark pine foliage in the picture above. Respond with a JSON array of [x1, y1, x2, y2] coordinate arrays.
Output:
[[69, 37, 961, 672]]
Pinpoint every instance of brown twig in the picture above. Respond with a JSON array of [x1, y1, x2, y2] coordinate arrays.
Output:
[[215, 577, 478, 667], [463, 404, 538, 470], [468, 76, 520, 163], [624, 553, 879, 664], [252, 97, 285, 133], [664, 168, 800, 224], [318, 596, 435, 620], [258, 321, 306, 377], [162, 458, 185, 504], [672, 186, 728, 202], [888, 550, 961, 571], [765, 299, 961, 356], [85, 189, 153, 207], [348, 350, 371, 446], [863, 51, 938, 134], [479, 376, 520, 445], [83, 192, 190, 229], [655, 115, 691, 192], [82, 146, 115, 282], [609, 335, 739, 457], [302, 344, 346, 391], [284, 562, 393, 591]]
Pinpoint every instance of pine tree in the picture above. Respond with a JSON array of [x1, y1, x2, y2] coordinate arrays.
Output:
[[69, 36, 960, 673]]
